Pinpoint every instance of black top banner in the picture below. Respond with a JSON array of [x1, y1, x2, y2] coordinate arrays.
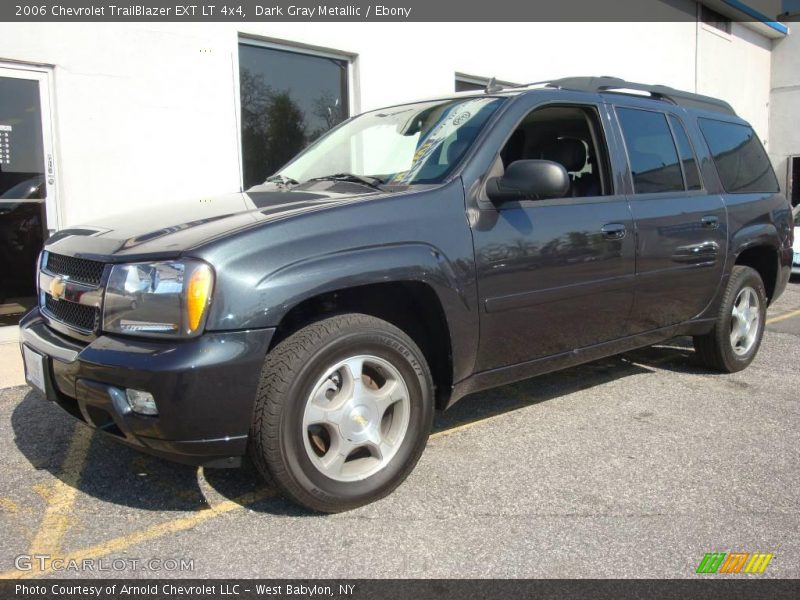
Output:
[[0, 0, 795, 23]]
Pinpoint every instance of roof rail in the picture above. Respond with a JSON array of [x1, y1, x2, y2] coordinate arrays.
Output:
[[540, 76, 736, 116]]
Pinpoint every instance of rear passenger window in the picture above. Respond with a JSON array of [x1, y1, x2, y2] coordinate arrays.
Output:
[[668, 115, 702, 190], [616, 108, 683, 194], [698, 118, 779, 193]]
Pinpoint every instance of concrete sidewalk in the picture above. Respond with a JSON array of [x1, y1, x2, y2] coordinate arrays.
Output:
[[0, 328, 24, 389]]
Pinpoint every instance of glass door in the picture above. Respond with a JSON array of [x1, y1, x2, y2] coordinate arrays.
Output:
[[0, 66, 58, 330]]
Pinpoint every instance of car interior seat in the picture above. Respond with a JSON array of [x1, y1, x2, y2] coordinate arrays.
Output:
[[537, 137, 600, 197]]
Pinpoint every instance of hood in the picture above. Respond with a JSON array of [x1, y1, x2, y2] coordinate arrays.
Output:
[[44, 181, 400, 262]]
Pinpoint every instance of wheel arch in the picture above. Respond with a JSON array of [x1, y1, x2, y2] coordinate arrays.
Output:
[[732, 232, 780, 303], [270, 280, 454, 410], [260, 244, 476, 409]]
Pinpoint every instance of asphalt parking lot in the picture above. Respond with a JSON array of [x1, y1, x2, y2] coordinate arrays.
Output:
[[2, 283, 799, 580]]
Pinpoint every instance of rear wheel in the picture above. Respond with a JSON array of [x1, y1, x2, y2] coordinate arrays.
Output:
[[693, 265, 767, 372], [249, 313, 434, 512]]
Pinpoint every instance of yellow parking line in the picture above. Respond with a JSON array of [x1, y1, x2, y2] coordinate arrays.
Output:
[[2, 486, 275, 579], [28, 424, 93, 559], [430, 419, 490, 440], [0, 497, 20, 514], [766, 307, 800, 325], [430, 403, 531, 441]]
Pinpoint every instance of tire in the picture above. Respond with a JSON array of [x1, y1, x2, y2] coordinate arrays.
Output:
[[693, 265, 767, 373], [248, 313, 434, 513]]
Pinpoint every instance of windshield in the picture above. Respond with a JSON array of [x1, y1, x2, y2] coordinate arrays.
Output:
[[275, 97, 504, 186]]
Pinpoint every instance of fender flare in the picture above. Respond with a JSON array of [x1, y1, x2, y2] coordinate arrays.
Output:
[[730, 223, 780, 258], [249, 242, 478, 384]]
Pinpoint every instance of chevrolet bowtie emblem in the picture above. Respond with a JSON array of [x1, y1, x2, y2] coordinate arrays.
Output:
[[352, 414, 368, 427], [49, 276, 67, 301]]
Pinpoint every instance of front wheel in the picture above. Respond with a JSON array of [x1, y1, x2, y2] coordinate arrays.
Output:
[[249, 313, 434, 512], [693, 265, 767, 373]]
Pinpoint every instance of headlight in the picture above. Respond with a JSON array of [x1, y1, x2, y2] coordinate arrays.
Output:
[[103, 260, 214, 338]]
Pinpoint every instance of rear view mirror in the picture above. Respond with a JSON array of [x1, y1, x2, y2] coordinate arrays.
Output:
[[486, 160, 570, 203]]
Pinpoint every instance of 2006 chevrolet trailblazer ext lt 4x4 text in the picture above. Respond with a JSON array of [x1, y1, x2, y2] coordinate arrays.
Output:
[[20, 77, 792, 512]]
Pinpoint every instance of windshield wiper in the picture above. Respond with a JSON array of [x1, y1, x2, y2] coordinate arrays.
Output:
[[306, 173, 384, 190], [265, 174, 299, 187]]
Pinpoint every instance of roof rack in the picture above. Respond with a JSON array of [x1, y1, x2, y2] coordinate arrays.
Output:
[[541, 76, 736, 116]]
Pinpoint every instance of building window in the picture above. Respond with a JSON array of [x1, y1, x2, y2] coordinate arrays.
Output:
[[238, 41, 350, 189], [700, 4, 732, 34]]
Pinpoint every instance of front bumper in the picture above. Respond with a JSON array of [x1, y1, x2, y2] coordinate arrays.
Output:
[[19, 309, 274, 467]]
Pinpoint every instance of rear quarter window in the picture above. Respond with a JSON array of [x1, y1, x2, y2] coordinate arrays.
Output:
[[698, 118, 779, 193]]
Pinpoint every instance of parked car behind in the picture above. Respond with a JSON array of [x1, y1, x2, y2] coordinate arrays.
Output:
[[20, 77, 792, 512]]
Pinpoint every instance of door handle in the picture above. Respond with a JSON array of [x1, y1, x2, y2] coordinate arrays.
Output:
[[600, 223, 626, 240], [701, 215, 720, 230]]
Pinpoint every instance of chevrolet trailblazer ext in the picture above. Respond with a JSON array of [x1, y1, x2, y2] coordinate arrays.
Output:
[[20, 77, 792, 512]]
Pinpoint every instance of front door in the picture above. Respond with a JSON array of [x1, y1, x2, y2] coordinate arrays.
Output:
[[471, 102, 636, 371], [0, 65, 58, 330]]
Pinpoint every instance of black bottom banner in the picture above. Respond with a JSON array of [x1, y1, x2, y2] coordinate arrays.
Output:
[[2, 579, 799, 600]]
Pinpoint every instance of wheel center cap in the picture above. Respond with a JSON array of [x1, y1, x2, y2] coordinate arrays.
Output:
[[348, 405, 371, 433]]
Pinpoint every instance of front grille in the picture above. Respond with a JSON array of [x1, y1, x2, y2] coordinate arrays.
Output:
[[45, 253, 105, 287], [43, 295, 99, 332]]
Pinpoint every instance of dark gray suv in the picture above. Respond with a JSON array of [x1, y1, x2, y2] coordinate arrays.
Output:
[[20, 77, 792, 512]]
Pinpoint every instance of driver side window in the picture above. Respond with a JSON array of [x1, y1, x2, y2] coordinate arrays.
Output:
[[499, 105, 612, 198]]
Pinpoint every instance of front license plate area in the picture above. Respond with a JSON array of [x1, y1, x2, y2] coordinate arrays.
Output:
[[23, 345, 46, 395]]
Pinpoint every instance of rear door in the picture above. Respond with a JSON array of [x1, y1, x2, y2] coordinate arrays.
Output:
[[612, 104, 727, 332]]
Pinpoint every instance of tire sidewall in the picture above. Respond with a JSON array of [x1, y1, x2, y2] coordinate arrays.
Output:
[[719, 268, 767, 370], [278, 326, 433, 507]]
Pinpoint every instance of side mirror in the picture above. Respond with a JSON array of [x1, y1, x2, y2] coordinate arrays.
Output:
[[485, 160, 570, 203]]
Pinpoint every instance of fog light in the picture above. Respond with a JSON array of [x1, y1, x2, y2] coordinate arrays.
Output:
[[125, 389, 158, 415]]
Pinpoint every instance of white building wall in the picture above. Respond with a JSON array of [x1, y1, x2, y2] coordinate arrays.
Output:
[[769, 21, 800, 193], [0, 19, 777, 228]]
